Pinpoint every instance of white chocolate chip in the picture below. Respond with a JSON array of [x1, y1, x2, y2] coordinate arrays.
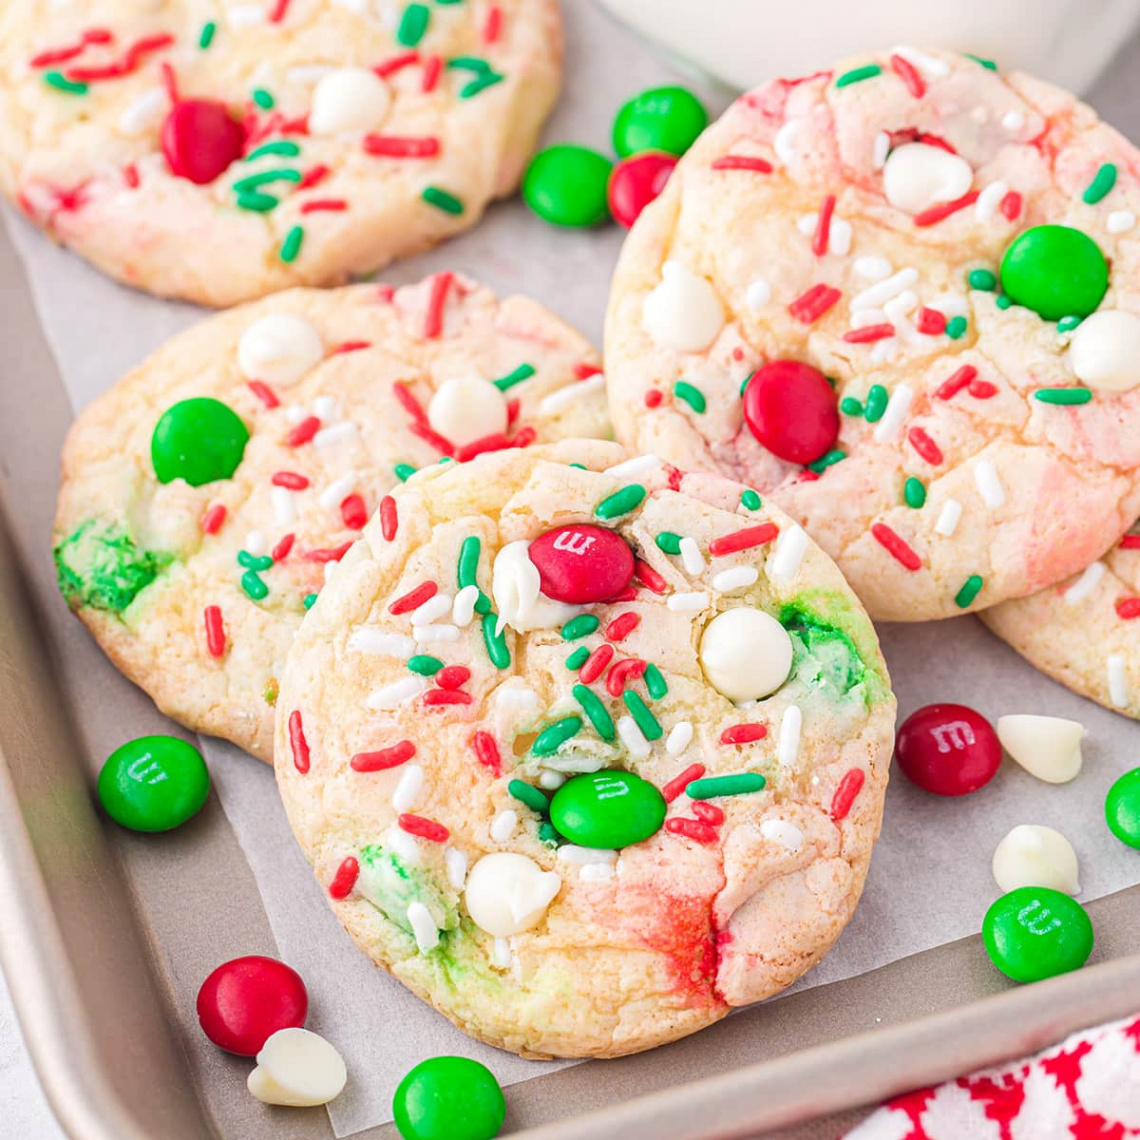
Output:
[[492, 542, 576, 633], [238, 314, 323, 388], [992, 825, 1080, 895], [882, 144, 973, 215], [997, 714, 1085, 784], [463, 853, 561, 938], [642, 261, 725, 352], [427, 376, 508, 447], [1067, 309, 1140, 392], [309, 67, 391, 135], [699, 607, 792, 702], [248, 1028, 347, 1107]]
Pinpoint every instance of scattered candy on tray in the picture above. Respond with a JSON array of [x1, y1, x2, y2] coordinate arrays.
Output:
[[607, 151, 678, 228], [982, 886, 1094, 983], [97, 735, 210, 832], [247, 1027, 347, 1107], [521, 143, 613, 228], [1105, 767, 1140, 849], [996, 714, 1085, 784], [612, 86, 708, 158], [992, 825, 1080, 895], [197, 955, 308, 1056], [393, 1056, 506, 1140], [894, 703, 1001, 796]]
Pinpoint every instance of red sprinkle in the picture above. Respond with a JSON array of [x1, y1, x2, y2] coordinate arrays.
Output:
[[328, 857, 359, 900], [374, 51, 420, 78], [574, 362, 603, 380], [662, 764, 706, 803], [200, 504, 227, 535], [645, 389, 664, 408], [204, 605, 226, 658], [935, 364, 978, 401], [811, 193, 836, 257], [579, 644, 615, 684], [871, 523, 922, 571], [711, 155, 774, 173], [720, 724, 768, 745], [605, 612, 640, 642], [506, 398, 520, 426], [913, 191, 979, 227], [692, 801, 724, 826], [916, 307, 947, 335], [288, 710, 310, 774], [380, 496, 398, 541], [968, 379, 998, 399], [160, 61, 178, 103], [1115, 597, 1140, 620], [999, 190, 1022, 221], [890, 52, 926, 98], [423, 688, 473, 706], [303, 540, 353, 563], [248, 380, 280, 409], [300, 198, 347, 213], [297, 164, 330, 190], [606, 658, 647, 698], [908, 426, 944, 466], [286, 415, 321, 446], [634, 559, 668, 594], [389, 581, 437, 615], [512, 425, 537, 449], [843, 323, 895, 344], [410, 421, 455, 456], [341, 494, 368, 530], [708, 522, 779, 556], [66, 33, 173, 82], [271, 533, 295, 562], [421, 54, 442, 92], [333, 340, 372, 354], [272, 471, 309, 490], [398, 814, 449, 842], [123, 163, 140, 189], [605, 586, 639, 604], [436, 665, 471, 690], [789, 283, 842, 324], [830, 768, 866, 822], [471, 731, 502, 777], [364, 135, 441, 158], [483, 4, 503, 43], [1120, 535, 1140, 550], [665, 818, 719, 844], [423, 271, 454, 339], [269, 0, 290, 21], [351, 741, 416, 772], [455, 433, 511, 462], [30, 28, 114, 69], [393, 383, 429, 425], [667, 464, 684, 491]]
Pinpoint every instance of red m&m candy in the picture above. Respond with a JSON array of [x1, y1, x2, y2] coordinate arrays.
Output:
[[162, 99, 245, 185], [895, 703, 1001, 796], [528, 524, 634, 604], [197, 955, 308, 1055], [607, 151, 678, 228], [742, 361, 839, 465]]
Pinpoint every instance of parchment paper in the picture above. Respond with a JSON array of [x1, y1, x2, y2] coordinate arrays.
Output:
[[6, 5, 1140, 1135]]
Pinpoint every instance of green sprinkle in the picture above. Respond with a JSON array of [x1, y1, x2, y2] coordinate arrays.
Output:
[[237, 551, 273, 571], [241, 570, 269, 601], [595, 484, 646, 520], [1083, 163, 1117, 204], [460, 73, 504, 98], [622, 690, 662, 741], [573, 684, 615, 742], [965, 53, 998, 70], [1057, 315, 1082, 332], [807, 449, 845, 474], [561, 614, 600, 641], [44, 72, 88, 95], [407, 654, 443, 675], [995, 294, 1013, 310], [508, 779, 549, 814], [655, 531, 683, 555], [394, 463, 417, 482], [482, 612, 510, 668], [279, 225, 304, 264], [493, 363, 536, 391], [199, 20, 217, 48], [568, 463, 587, 470], [864, 384, 888, 423], [397, 2, 431, 46], [740, 489, 762, 511], [954, 574, 984, 608], [537, 821, 560, 844], [945, 315, 968, 340], [835, 63, 882, 88], [245, 140, 301, 162], [532, 716, 583, 756], [303, 592, 318, 609], [565, 646, 590, 670], [1033, 387, 1093, 405], [232, 168, 302, 193], [673, 381, 707, 413], [236, 191, 279, 212], [457, 535, 481, 591], [903, 477, 927, 508], [474, 592, 491, 615], [968, 268, 997, 291], [448, 56, 493, 74], [422, 186, 464, 214], [644, 663, 668, 700], [251, 88, 275, 110], [840, 396, 864, 416], [687, 773, 767, 799]]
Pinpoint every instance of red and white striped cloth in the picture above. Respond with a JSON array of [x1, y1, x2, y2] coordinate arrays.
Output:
[[845, 1015, 1140, 1139]]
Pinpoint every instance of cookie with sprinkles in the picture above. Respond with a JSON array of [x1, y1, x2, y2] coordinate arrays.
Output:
[[604, 47, 1140, 621], [275, 441, 894, 1058], [1, 1, 560, 306], [981, 521, 1140, 718], [53, 274, 608, 760]]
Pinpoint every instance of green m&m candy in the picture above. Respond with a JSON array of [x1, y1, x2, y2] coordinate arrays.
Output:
[[1105, 767, 1140, 848], [999, 225, 1108, 321], [549, 770, 666, 849], [98, 735, 210, 832], [393, 1056, 505, 1140], [613, 85, 708, 157], [982, 886, 1093, 983], [151, 397, 249, 486], [522, 144, 612, 227]]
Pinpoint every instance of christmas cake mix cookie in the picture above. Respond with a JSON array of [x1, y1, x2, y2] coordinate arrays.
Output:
[[605, 47, 1140, 621], [53, 274, 608, 760], [982, 522, 1140, 719], [0, 1, 560, 306], [275, 441, 894, 1058]]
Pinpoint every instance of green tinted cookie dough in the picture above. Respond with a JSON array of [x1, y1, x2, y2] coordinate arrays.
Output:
[[779, 600, 876, 704], [54, 519, 168, 613], [358, 845, 458, 937]]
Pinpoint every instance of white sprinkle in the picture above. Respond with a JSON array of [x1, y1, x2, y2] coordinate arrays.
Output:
[[407, 903, 439, 953], [366, 676, 426, 710], [444, 847, 467, 890], [851, 307, 889, 328], [497, 685, 540, 711], [970, 105, 990, 126], [227, 3, 267, 26], [667, 591, 708, 612], [452, 585, 480, 627], [927, 292, 968, 316], [712, 565, 759, 592], [313, 395, 339, 420], [1063, 561, 1106, 605], [890, 45, 950, 76], [768, 525, 809, 585], [284, 406, 309, 424], [323, 561, 338, 584], [286, 64, 334, 85], [796, 214, 816, 236], [666, 722, 693, 756], [580, 863, 615, 882], [540, 374, 605, 415], [872, 383, 914, 443], [679, 536, 706, 576], [490, 810, 517, 841], [414, 623, 460, 644], [244, 530, 267, 556], [411, 593, 451, 626], [760, 818, 804, 853], [830, 219, 853, 256], [538, 754, 605, 773], [973, 459, 1006, 509], [883, 290, 918, 321], [617, 715, 651, 759], [872, 130, 891, 170], [318, 472, 357, 510], [852, 268, 919, 312], [934, 499, 963, 537], [605, 453, 660, 479], [492, 937, 512, 968], [538, 770, 566, 790], [975, 181, 1009, 223], [1002, 110, 1025, 131], [388, 829, 421, 866], [558, 845, 618, 865], [118, 87, 166, 134], [1108, 654, 1130, 709], [746, 279, 772, 310], [854, 255, 893, 281], [348, 629, 416, 656], [774, 119, 803, 166], [870, 338, 899, 365], [777, 705, 803, 768], [1107, 210, 1136, 234], [392, 764, 424, 812], [314, 422, 359, 449]]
